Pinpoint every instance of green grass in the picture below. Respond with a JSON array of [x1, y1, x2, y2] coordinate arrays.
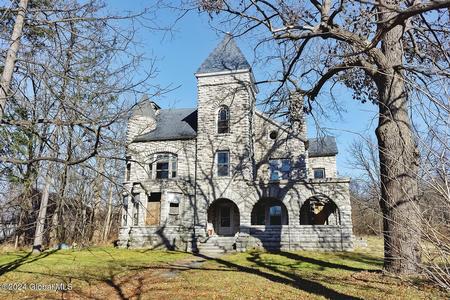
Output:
[[0, 238, 447, 299]]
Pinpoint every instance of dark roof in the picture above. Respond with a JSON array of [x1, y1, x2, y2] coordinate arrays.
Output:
[[133, 108, 197, 142], [308, 136, 338, 157], [197, 35, 251, 74]]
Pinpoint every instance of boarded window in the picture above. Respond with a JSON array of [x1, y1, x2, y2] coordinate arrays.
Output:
[[169, 203, 179, 215], [146, 193, 161, 225]]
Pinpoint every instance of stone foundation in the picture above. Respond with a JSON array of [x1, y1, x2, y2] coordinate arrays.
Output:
[[118, 225, 354, 252]]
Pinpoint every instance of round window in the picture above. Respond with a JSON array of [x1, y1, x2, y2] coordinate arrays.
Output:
[[269, 130, 278, 140]]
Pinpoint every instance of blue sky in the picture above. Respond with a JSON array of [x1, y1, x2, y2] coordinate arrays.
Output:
[[109, 1, 378, 178]]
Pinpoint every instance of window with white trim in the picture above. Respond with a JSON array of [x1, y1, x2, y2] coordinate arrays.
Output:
[[149, 153, 177, 179]]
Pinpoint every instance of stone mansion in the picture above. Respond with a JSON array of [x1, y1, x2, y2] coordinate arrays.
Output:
[[118, 36, 353, 252]]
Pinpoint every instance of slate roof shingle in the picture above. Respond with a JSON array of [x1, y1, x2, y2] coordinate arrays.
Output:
[[133, 108, 197, 142], [308, 136, 338, 157], [197, 35, 251, 74]]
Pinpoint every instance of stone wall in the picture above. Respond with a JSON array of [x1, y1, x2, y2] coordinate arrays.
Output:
[[308, 155, 337, 178], [253, 112, 307, 181], [126, 139, 196, 184]]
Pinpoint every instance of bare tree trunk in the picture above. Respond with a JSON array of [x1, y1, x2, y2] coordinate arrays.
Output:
[[102, 184, 113, 242], [0, 0, 29, 119], [32, 169, 52, 253], [90, 157, 104, 243], [376, 81, 421, 274], [375, 2, 422, 274], [14, 211, 22, 249]]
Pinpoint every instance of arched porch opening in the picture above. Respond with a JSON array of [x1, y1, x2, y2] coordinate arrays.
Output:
[[300, 196, 340, 225], [251, 198, 289, 226], [207, 198, 240, 236]]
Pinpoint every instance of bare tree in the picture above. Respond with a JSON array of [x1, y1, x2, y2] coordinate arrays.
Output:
[[0, 0, 164, 250], [193, 0, 450, 275], [0, 0, 28, 119]]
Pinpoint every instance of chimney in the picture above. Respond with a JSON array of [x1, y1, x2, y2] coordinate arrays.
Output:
[[289, 91, 307, 139]]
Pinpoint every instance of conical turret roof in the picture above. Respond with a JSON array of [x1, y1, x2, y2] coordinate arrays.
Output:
[[197, 35, 251, 74]]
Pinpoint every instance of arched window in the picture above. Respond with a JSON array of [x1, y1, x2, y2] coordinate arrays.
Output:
[[217, 106, 230, 134], [149, 153, 177, 179]]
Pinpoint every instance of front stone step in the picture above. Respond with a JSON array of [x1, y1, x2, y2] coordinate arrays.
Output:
[[197, 236, 237, 254]]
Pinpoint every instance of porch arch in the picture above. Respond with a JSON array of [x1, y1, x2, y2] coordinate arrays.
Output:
[[300, 196, 341, 225], [207, 198, 240, 236], [251, 198, 289, 226]]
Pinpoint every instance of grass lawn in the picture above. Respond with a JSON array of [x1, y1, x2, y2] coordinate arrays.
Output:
[[0, 237, 447, 299]]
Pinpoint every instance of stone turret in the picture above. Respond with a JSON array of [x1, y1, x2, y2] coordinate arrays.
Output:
[[126, 95, 160, 143], [195, 35, 257, 181]]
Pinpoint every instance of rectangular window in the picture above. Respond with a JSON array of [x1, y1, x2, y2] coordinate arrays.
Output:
[[152, 153, 177, 179], [171, 156, 177, 178], [156, 161, 169, 178], [217, 151, 230, 177], [146, 193, 161, 226], [169, 203, 179, 215], [269, 159, 291, 181], [313, 168, 326, 179]]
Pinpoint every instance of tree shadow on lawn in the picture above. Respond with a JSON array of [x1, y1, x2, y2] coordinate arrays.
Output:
[[333, 252, 384, 269], [0, 250, 382, 300], [0, 250, 58, 277], [195, 252, 364, 300], [276, 251, 382, 272]]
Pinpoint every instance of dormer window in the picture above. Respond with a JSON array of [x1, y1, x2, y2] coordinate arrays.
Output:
[[150, 153, 177, 179], [217, 106, 230, 134]]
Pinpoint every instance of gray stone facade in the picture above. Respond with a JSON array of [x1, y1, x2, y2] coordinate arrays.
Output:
[[118, 36, 353, 252]]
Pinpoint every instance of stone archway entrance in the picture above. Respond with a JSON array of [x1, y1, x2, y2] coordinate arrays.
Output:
[[207, 198, 240, 236]]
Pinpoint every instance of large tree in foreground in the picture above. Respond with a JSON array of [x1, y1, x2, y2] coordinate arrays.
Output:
[[195, 0, 449, 274]]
